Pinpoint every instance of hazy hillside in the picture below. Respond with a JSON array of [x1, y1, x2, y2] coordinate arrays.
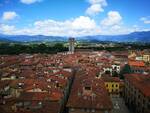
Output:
[[0, 31, 150, 43]]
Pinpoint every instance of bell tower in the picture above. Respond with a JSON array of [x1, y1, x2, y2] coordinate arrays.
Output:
[[68, 37, 75, 54]]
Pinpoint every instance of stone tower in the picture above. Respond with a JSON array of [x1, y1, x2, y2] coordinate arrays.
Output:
[[68, 37, 75, 54]]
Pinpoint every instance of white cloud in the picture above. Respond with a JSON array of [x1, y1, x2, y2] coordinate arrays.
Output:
[[2, 11, 18, 21], [99, 25, 136, 35], [33, 16, 98, 36], [143, 20, 150, 24], [86, 0, 107, 16], [100, 11, 122, 26], [140, 17, 150, 24], [1, 14, 148, 36], [89, 0, 107, 6], [140, 17, 146, 21], [0, 24, 15, 34], [20, 0, 42, 4], [99, 11, 128, 35], [72, 16, 96, 29], [0, 16, 101, 36], [86, 4, 104, 16]]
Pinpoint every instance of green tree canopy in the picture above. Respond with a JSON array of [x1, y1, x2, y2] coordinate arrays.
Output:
[[120, 64, 132, 79]]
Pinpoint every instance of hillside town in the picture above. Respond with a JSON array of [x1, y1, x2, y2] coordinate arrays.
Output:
[[0, 38, 150, 113]]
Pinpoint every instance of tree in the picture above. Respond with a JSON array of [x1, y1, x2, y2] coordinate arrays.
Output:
[[54, 43, 67, 52], [120, 64, 132, 79]]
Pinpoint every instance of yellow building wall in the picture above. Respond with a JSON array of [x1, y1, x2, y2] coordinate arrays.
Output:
[[143, 55, 150, 63], [105, 82, 120, 94]]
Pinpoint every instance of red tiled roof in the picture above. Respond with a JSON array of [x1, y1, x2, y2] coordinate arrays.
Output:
[[128, 60, 145, 67], [18, 91, 62, 101], [125, 74, 150, 97], [67, 71, 112, 110], [102, 77, 121, 82]]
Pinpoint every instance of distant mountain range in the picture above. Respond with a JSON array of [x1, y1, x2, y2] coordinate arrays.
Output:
[[0, 31, 150, 43]]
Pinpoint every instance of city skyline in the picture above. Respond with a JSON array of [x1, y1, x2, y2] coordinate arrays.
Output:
[[0, 0, 150, 36]]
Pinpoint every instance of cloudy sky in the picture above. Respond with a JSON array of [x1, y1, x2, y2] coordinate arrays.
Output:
[[0, 0, 150, 36]]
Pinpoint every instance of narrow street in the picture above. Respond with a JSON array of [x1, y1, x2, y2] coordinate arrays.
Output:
[[111, 96, 132, 113]]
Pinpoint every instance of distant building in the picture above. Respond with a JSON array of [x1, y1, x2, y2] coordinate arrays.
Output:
[[68, 38, 75, 54], [128, 60, 149, 74], [124, 74, 150, 113], [143, 54, 150, 63], [102, 76, 124, 96]]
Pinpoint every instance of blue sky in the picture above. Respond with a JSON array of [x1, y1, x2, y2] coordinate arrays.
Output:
[[0, 0, 150, 36]]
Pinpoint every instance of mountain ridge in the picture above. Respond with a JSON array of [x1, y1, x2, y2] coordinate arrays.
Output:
[[0, 31, 150, 43]]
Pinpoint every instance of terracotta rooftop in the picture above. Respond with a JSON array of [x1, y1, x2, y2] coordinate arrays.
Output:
[[17, 91, 62, 101], [128, 60, 145, 67], [67, 71, 112, 110], [125, 74, 150, 97], [102, 76, 121, 82]]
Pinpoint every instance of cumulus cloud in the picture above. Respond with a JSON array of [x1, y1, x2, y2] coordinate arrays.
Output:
[[99, 11, 129, 35], [34, 16, 96, 31], [140, 17, 150, 24], [1, 12, 147, 36], [86, 4, 104, 16], [100, 11, 122, 26], [2, 11, 18, 21], [0, 16, 101, 36], [72, 16, 96, 29], [20, 0, 42, 4], [86, 0, 107, 16], [89, 0, 107, 5], [99, 25, 140, 35], [0, 24, 15, 34], [33, 16, 98, 36]]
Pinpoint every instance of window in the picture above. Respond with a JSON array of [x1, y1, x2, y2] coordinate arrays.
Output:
[[85, 86, 91, 90], [106, 84, 108, 87], [116, 84, 118, 87], [56, 83, 59, 87], [112, 84, 114, 87]]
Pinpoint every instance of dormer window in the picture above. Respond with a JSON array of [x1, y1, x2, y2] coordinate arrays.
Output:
[[83, 86, 92, 96], [85, 86, 91, 90]]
